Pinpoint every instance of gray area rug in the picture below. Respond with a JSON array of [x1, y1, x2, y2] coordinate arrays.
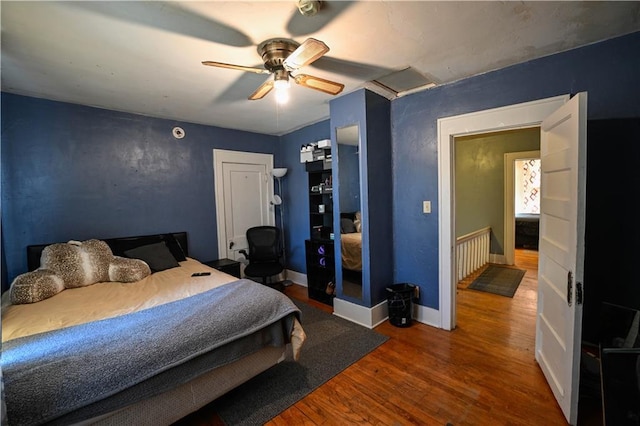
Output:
[[211, 299, 389, 425], [468, 265, 526, 298]]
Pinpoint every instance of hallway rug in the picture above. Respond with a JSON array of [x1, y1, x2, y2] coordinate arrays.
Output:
[[468, 265, 526, 297], [209, 299, 389, 425]]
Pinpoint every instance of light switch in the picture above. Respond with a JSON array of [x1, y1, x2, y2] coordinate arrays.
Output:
[[423, 201, 431, 214]]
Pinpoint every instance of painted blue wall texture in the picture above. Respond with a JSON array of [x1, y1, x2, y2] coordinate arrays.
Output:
[[1, 95, 280, 282], [391, 31, 640, 309], [2, 31, 639, 311]]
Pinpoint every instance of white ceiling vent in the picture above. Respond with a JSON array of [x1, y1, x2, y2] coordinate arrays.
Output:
[[367, 67, 437, 99]]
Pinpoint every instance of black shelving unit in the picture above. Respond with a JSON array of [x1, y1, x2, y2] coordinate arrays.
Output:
[[305, 239, 334, 305], [305, 157, 334, 306]]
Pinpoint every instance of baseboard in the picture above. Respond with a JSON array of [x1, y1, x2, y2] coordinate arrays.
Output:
[[293, 271, 441, 330], [286, 269, 307, 287], [413, 304, 441, 328], [333, 298, 387, 329]]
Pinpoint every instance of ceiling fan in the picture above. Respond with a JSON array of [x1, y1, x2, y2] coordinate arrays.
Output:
[[202, 37, 344, 102]]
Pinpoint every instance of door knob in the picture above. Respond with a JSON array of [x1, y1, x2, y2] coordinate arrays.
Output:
[[229, 241, 235, 249]]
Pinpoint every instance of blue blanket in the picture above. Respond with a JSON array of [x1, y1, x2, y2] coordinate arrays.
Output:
[[2, 279, 300, 425]]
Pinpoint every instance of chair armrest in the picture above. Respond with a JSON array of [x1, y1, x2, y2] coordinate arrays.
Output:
[[239, 249, 249, 259]]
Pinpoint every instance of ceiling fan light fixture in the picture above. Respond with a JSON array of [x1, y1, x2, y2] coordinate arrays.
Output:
[[275, 87, 290, 104], [273, 68, 290, 104], [273, 68, 290, 90]]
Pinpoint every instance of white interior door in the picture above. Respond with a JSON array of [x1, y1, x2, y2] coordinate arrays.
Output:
[[213, 150, 274, 265], [222, 162, 270, 261], [535, 92, 587, 425]]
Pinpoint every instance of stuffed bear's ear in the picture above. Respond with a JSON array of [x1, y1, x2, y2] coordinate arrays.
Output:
[[10, 270, 65, 304], [109, 257, 151, 283]]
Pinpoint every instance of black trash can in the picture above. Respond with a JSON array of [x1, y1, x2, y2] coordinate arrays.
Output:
[[386, 283, 416, 327]]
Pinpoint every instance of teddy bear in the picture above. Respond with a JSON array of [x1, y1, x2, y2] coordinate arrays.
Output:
[[9, 239, 151, 304]]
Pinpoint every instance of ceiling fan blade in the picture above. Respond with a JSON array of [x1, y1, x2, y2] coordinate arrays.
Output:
[[283, 38, 329, 71], [249, 79, 274, 100], [202, 61, 270, 75], [294, 74, 344, 95]]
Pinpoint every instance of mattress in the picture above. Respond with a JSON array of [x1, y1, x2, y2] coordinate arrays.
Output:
[[341, 232, 362, 271]]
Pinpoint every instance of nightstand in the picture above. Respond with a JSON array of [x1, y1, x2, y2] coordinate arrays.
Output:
[[203, 258, 241, 279]]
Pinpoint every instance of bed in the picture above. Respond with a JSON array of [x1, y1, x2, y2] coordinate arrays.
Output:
[[340, 213, 362, 272], [1, 232, 305, 426]]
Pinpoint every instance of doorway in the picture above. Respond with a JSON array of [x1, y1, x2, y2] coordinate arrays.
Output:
[[437, 94, 569, 331], [213, 149, 276, 267], [439, 93, 588, 424]]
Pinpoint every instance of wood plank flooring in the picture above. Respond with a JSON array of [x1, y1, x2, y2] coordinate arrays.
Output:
[[179, 249, 571, 425]]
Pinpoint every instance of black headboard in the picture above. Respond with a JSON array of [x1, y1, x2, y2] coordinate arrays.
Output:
[[340, 212, 357, 221], [26, 232, 188, 272]]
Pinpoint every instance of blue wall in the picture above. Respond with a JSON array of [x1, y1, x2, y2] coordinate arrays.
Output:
[[279, 120, 330, 274], [1, 94, 281, 282], [3, 31, 639, 311], [391, 31, 640, 309]]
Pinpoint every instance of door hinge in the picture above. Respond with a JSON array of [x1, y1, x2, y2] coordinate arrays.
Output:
[[567, 271, 573, 307], [576, 281, 583, 305]]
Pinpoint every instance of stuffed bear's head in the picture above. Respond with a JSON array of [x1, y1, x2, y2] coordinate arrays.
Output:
[[41, 239, 114, 288], [10, 239, 151, 304]]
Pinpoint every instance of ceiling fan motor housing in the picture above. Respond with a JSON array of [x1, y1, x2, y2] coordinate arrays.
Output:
[[258, 39, 300, 72]]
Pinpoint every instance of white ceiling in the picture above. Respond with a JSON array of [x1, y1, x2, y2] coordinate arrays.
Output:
[[2, 1, 639, 136]]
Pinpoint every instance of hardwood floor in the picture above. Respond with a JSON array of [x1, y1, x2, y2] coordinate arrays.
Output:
[[180, 249, 571, 425]]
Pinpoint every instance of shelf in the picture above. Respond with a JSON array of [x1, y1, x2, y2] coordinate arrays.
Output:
[[305, 163, 334, 306]]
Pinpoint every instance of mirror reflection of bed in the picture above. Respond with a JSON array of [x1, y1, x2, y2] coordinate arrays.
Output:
[[336, 124, 363, 300], [340, 212, 362, 298]]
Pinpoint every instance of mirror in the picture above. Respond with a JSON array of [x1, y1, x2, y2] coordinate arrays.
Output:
[[336, 125, 362, 300]]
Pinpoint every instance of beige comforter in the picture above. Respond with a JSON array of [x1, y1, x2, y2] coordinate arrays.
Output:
[[341, 232, 362, 271]]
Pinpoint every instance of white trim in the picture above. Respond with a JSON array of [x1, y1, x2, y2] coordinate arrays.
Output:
[[504, 150, 540, 265], [333, 298, 388, 329], [333, 296, 441, 329], [414, 304, 441, 328], [490, 253, 506, 265], [285, 269, 307, 287], [437, 95, 569, 331], [213, 149, 275, 259]]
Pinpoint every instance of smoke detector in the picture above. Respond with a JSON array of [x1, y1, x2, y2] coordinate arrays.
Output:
[[297, 0, 321, 16]]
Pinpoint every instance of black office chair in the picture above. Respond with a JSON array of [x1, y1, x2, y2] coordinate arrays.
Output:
[[239, 226, 284, 291]]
